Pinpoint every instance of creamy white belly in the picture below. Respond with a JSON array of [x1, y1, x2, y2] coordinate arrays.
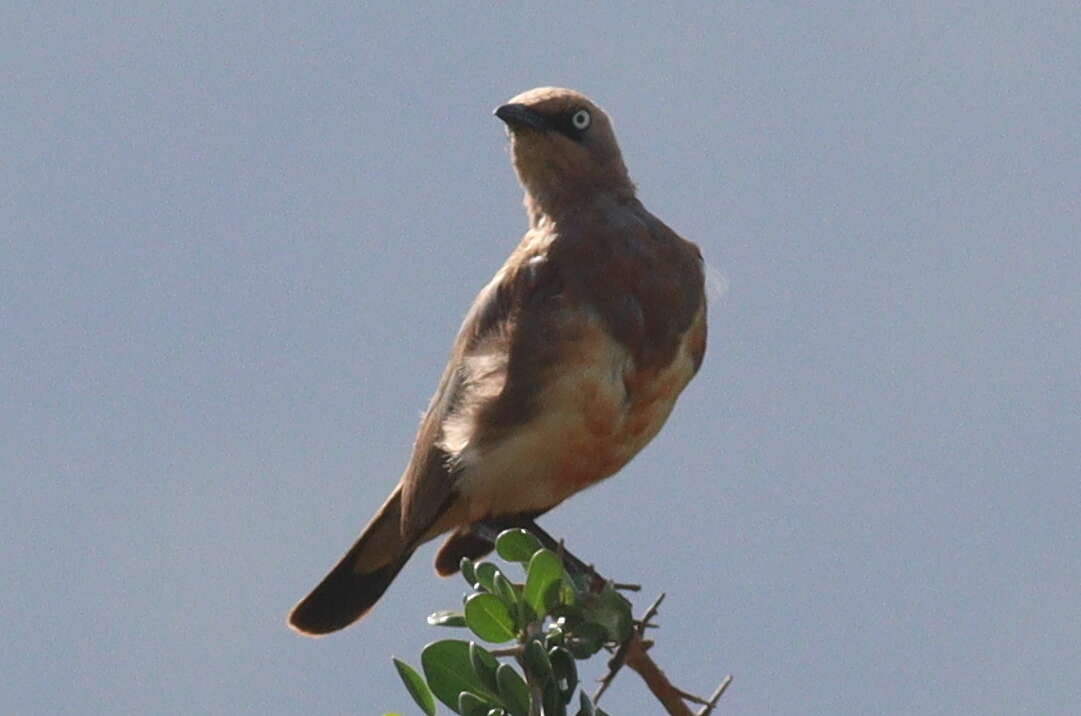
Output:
[[449, 307, 701, 521]]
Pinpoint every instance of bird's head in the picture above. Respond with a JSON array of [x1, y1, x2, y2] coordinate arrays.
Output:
[[495, 87, 635, 222]]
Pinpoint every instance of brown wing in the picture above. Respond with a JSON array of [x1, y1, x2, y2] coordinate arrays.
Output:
[[397, 238, 561, 544]]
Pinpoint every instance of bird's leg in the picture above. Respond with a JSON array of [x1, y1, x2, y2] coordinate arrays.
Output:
[[470, 520, 502, 544]]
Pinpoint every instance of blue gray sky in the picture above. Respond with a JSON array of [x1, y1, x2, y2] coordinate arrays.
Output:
[[4, 3, 1080, 714]]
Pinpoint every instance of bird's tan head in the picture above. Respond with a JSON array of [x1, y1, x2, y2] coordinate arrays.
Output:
[[495, 87, 635, 221]]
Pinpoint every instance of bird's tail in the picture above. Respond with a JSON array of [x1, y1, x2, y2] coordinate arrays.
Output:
[[288, 487, 412, 636]]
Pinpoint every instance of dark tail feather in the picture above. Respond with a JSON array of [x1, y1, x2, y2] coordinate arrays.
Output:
[[288, 488, 411, 636], [434, 528, 496, 576], [288, 553, 411, 635]]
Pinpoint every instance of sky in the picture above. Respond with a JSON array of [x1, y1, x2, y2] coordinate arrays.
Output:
[[4, 2, 1080, 714]]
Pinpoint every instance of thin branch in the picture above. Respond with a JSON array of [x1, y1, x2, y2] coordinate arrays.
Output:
[[698, 676, 734, 716], [638, 593, 667, 627], [673, 686, 711, 705], [516, 652, 543, 716], [623, 634, 696, 716], [592, 638, 630, 703], [593, 592, 666, 703]]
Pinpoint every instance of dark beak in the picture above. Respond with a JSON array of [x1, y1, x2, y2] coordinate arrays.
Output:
[[494, 103, 549, 132]]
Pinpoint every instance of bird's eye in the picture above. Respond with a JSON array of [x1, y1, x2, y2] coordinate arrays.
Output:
[[570, 109, 591, 131]]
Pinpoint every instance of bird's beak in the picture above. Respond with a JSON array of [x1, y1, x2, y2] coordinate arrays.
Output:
[[494, 103, 549, 132]]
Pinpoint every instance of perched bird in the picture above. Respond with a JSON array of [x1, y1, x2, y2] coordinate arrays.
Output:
[[288, 87, 707, 636]]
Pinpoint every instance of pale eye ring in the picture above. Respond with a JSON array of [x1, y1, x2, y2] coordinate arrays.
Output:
[[571, 109, 591, 130]]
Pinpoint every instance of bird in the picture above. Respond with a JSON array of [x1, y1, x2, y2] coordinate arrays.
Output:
[[288, 87, 707, 636]]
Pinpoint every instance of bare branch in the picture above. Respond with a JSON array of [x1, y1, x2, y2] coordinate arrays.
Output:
[[623, 634, 695, 716]]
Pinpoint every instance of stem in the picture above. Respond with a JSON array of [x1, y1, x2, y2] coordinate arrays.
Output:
[[517, 652, 543, 716]]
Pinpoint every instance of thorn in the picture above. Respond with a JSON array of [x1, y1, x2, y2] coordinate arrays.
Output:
[[674, 687, 710, 705], [697, 675, 734, 715]]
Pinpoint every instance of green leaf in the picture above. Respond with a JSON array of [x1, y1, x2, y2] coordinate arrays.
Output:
[[427, 610, 468, 628], [392, 658, 436, 716], [496, 663, 530, 716], [464, 593, 517, 643], [492, 572, 533, 631], [564, 621, 606, 659], [495, 529, 543, 563], [469, 641, 500, 693], [486, 710, 506, 716], [548, 647, 578, 703], [559, 580, 578, 608], [522, 639, 553, 685], [584, 586, 633, 642], [524, 549, 564, 617], [475, 562, 502, 593], [421, 640, 500, 711], [542, 682, 567, 716], [492, 573, 519, 612], [576, 691, 596, 716], [459, 691, 497, 716], [461, 557, 477, 587]]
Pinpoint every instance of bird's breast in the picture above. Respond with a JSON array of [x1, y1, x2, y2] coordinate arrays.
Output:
[[459, 303, 704, 519]]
